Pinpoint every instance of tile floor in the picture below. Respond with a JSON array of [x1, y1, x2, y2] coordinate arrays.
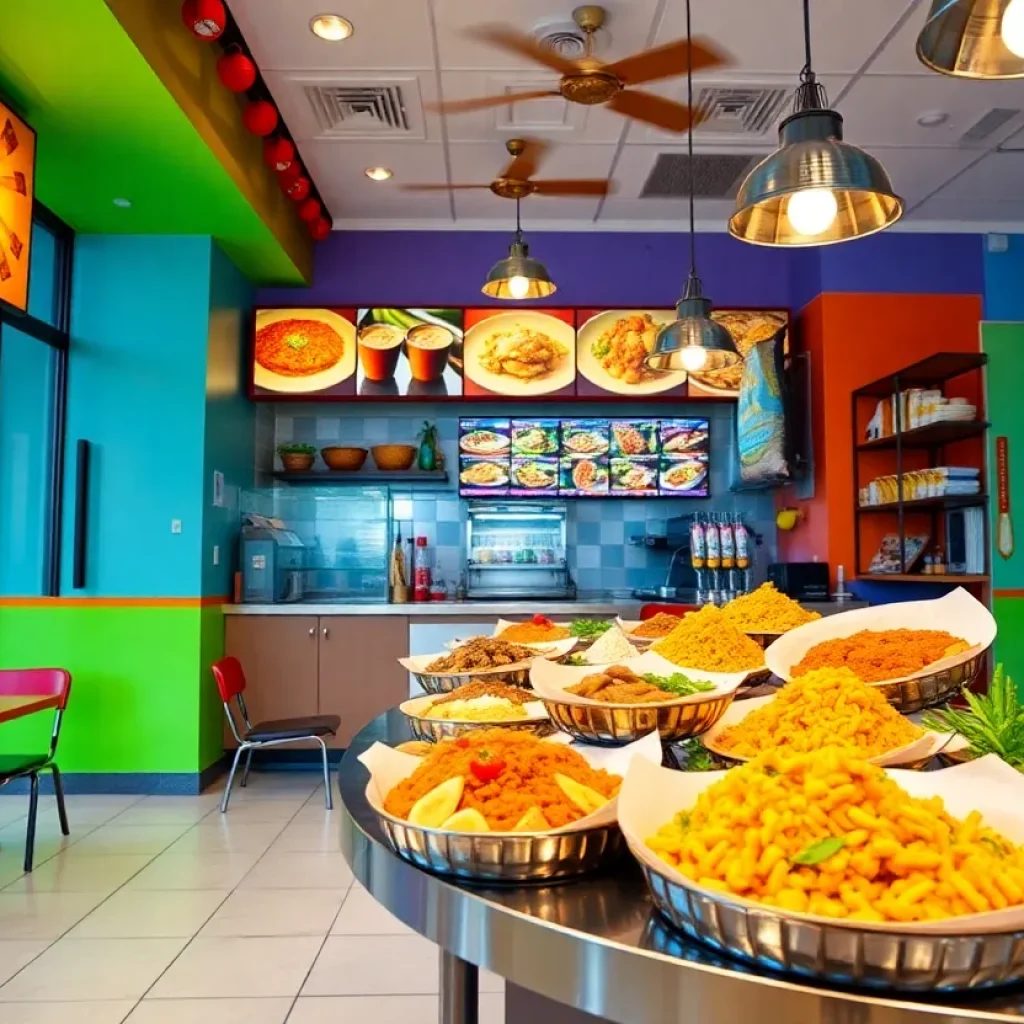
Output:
[[0, 773, 505, 1023]]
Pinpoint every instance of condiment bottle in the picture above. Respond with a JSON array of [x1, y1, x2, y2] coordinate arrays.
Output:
[[690, 514, 706, 569], [734, 516, 750, 569], [413, 536, 432, 602], [705, 514, 721, 570], [720, 515, 735, 569]]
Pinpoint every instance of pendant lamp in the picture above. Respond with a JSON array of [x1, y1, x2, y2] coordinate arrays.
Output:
[[645, 0, 739, 376], [728, 0, 903, 247], [917, 0, 1024, 78], [481, 197, 556, 300]]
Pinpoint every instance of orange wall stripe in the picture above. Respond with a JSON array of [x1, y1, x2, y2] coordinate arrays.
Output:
[[0, 596, 231, 608], [995, 589, 1024, 599]]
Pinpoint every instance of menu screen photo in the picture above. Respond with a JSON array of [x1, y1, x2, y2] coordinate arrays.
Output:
[[459, 417, 710, 498]]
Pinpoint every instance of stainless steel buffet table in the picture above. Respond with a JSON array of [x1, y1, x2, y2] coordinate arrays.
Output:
[[339, 712, 1024, 1024]]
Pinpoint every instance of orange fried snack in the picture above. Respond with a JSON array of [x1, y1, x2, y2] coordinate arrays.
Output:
[[791, 629, 970, 683], [383, 729, 621, 831]]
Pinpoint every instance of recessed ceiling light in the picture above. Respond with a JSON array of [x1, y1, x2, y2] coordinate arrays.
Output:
[[916, 110, 949, 127], [112, 197, 132, 208], [310, 14, 353, 41], [364, 166, 393, 181]]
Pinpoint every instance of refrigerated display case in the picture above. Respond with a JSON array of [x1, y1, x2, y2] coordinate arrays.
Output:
[[465, 502, 573, 599]]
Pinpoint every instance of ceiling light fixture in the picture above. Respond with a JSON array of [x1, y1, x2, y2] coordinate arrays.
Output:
[[310, 14, 353, 41], [916, 110, 950, 126], [645, 0, 738, 377], [728, 0, 902, 246], [917, 0, 1024, 77], [364, 166, 393, 181], [112, 197, 132, 208], [481, 197, 556, 301]]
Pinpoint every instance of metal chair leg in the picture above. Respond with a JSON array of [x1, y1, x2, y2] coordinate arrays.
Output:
[[317, 738, 333, 810], [241, 748, 254, 788], [24, 772, 39, 873], [221, 746, 245, 813], [51, 764, 69, 836]]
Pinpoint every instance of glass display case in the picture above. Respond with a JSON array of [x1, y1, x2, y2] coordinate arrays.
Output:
[[240, 487, 390, 603], [465, 502, 573, 600]]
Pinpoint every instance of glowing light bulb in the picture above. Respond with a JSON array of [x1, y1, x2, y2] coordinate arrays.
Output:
[[507, 275, 531, 299], [1003, 0, 1024, 57], [787, 188, 838, 236], [679, 346, 708, 372]]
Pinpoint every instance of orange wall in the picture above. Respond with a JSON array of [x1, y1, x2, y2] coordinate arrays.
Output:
[[779, 293, 983, 582]]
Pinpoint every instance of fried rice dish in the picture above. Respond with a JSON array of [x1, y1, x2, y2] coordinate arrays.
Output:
[[383, 729, 621, 832], [424, 682, 536, 722], [256, 318, 345, 377], [426, 638, 537, 673]]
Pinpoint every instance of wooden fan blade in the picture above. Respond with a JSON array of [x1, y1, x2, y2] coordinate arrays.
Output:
[[502, 139, 549, 182], [428, 91, 559, 115], [531, 179, 612, 197], [606, 90, 702, 133], [466, 24, 580, 74], [402, 184, 491, 192], [604, 37, 728, 86]]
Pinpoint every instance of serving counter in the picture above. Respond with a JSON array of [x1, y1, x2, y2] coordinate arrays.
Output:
[[340, 711, 1024, 1024]]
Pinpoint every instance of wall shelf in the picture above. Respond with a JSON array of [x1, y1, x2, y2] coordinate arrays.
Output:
[[857, 421, 989, 451], [856, 494, 987, 514], [272, 470, 449, 486], [854, 353, 988, 397]]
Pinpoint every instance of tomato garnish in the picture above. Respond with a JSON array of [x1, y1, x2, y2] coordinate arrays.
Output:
[[469, 750, 506, 782]]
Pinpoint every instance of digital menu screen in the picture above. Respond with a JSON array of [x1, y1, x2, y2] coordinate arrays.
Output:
[[458, 417, 710, 498]]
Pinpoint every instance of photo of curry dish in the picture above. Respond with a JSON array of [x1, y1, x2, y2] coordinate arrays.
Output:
[[591, 313, 660, 385], [255, 318, 346, 377]]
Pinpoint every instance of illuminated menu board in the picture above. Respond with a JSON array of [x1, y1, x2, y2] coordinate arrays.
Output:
[[0, 102, 36, 314]]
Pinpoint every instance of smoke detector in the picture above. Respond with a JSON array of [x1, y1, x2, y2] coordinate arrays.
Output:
[[532, 15, 609, 60]]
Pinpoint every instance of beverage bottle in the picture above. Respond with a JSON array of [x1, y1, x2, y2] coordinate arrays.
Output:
[[705, 513, 721, 570], [413, 536, 432, 602], [735, 516, 750, 569], [689, 513, 706, 569], [720, 514, 735, 569]]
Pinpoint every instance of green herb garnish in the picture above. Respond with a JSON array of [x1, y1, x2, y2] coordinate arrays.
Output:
[[675, 810, 692, 830], [642, 671, 716, 697], [570, 619, 613, 639], [923, 664, 1024, 769], [565, 653, 588, 667], [676, 739, 715, 772], [791, 837, 845, 866]]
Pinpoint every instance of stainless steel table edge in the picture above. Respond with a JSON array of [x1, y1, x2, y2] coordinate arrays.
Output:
[[339, 714, 1024, 1024]]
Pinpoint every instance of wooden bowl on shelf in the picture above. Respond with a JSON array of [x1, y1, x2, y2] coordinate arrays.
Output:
[[280, 453, 315, 472], [321, 446, 368, 471], [371, 444, 417, 471]]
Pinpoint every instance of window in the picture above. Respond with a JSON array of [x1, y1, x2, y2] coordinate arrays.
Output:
[[0, 203, 72, 596]]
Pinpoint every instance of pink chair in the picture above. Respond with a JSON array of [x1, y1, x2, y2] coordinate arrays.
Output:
[[0, 669, 72, 872]]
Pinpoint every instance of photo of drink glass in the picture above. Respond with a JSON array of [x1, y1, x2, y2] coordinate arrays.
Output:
[[357, 323, 404, 381], [406, 323, 453, 383]]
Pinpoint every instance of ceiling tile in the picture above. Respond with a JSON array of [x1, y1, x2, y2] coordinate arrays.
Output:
[[656, 0, 924, 75], [908, 196, 1024, 224], [863, 145, 983, 204], [922, 150, 1024, 202], [597, 195, 738, 224], [866, 0, 945, 74], [226, 0, 435, 71]]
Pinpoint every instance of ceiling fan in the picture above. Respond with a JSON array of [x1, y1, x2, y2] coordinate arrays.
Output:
[[403, 137, 612, 198], [430, 4, 728, 133]]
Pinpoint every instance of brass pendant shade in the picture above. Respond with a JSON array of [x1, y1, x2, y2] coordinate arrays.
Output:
[[917, 0, 1024, 78], [729, 108, 904, 247], [646, 273, 739, 374], [480, 239, 556, 300]]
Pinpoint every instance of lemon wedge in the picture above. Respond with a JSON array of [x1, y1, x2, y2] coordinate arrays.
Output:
[[512, 806, 552, 832], [408, 776, 465, 828], [440, 808, 490, 832], [554, 773, 608, 815]]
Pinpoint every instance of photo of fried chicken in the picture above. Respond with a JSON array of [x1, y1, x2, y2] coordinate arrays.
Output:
[[480, 327, 567, 380]]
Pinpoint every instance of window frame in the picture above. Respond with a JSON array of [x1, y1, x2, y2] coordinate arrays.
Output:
[[0, 200, 73, 596]]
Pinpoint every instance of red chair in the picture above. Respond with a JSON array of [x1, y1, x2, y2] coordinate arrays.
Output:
[[0, 669, 72, 872], [639, 603, 699, 620], [212, 656, 340, 813]]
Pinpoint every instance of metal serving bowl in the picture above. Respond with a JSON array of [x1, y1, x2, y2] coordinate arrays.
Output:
[[871, 650, 987, 714], [633, 850, 1024, 992], [374, 810, 624, 883], [411, 664, 532, 696], [540, 692, 736, 747]]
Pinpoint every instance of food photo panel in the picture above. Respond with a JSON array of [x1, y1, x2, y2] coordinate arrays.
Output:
[[575, 309, 683, 398], [252, 308, 357, 398], [560, 419, 610, 497], [356, 308, 463, 398], [687, 309, 789, 399], [462, 309, 576, 399], [660, 418, 710, 497], [458, 418, 511, 497], [609, 420, 659, 497], [510, 419, 560, 497]]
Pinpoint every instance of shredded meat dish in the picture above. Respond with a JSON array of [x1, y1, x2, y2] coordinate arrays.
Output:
[[426, 638, 537, 673]]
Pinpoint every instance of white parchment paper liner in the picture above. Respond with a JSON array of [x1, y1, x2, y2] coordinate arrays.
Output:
[[620, 753, 1024, 934], [399, 693, 548, 723], [764, 587, 996, 686], [360, 729, 662, 836]]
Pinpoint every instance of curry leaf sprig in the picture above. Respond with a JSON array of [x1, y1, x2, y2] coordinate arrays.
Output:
[[642, 671, 716, 697], [923, 665, 1024, 768]]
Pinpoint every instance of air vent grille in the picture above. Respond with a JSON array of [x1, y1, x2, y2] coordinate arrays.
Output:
[[641, 153, 759, 199], [693, 86, 791, 136], [304, 83, 411, 135], [961, 107, 1019, 143]]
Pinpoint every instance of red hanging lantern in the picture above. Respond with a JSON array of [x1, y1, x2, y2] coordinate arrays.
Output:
[[217, 51, 256, 93], [297, 198, 322, 223], [182, 0, 226, 40], [277, 164, 302, 193], [310, 217, 332, 241], [263, 137, 295, 172], [286, 175, 311, 202], [242, 100, 278, 136]]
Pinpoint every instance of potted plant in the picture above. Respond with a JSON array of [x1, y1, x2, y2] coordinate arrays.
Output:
[[417, 420, 440, 472], [277, 442, 317, 472]]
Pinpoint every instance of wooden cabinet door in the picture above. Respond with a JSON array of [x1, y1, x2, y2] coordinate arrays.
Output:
[[224, 615, 320, 748], [317, 617, 409, 747]]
